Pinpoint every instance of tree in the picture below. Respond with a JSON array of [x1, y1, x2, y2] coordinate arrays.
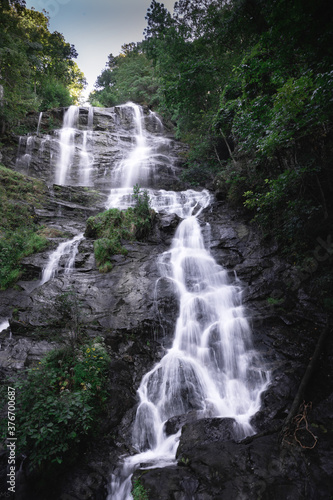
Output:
[[0, 2, 85, 132], [89, 43, 159, 108]]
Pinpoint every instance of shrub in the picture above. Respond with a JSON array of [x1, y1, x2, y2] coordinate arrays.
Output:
[[0, 165, 48, 288], [0, 229, 48, 289], [0, 339, 110, 470], [132, 478, 149, 500], [86, 186, 153, 272]]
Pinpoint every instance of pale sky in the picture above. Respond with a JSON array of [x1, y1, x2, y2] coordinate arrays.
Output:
[[25, 0, 175, 98]]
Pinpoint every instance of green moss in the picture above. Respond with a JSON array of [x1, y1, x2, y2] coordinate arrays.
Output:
[[85, 186, 152, 273], [0, 164, 48, 289]]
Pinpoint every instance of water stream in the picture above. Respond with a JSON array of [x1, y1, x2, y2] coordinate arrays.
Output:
[[39, 233, 84, 286], [79, 106, 94, 186], [106, 104, 270, 500], [55, 105, 79, 185]]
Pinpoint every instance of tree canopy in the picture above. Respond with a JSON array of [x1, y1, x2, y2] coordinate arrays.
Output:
[[89, 42, 159, 108], [140, 0, 333, 257], [0, 1, 86, 132]]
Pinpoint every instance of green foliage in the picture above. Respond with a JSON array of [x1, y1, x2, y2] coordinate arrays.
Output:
[[86, 186, 152, 272], [0, 339, 110, 470], [0, 3, 85, 131], [0, 165, 48, 288], [134, 0, 333, 259], [89, 43, 159, 107], [180, 134, 219, 186], [53, 289, 84, 341], [38, 78, 72, 110], [132, 183, 152, 238], [0, 229, 48, 289], [243, 166, 322, 252], [132, 478, 149, 500]]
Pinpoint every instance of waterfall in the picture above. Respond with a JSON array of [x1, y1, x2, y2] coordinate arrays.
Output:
[[0, 320, 10, 333], [109, 103, 150, 194], [55, 105, 79, 185], [107, 104, 270, 500], [37, 112, 43, 135], [79, 107, 94, 186], [39, 233, 84, 286], [15, 135, 34, 173]]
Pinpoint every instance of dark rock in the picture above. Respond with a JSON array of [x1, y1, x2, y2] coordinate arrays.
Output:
[[177, 418, 239, 461], [164, 411, 200, 436]]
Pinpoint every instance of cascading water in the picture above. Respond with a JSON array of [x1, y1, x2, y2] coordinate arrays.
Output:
[[37, 111, 43, 135], [38, 233, 84, 286], [0, 320, 10, 333], [107, 104, 270, 500], [79, 107, 94, 186], [108, 103, 149, 197], [11, 102, 269, 498], [55, 105, 79, 185], [15, 135, 34, 173]]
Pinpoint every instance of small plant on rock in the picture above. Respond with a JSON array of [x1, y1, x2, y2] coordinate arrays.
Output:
[[85, 185, 153, 272]]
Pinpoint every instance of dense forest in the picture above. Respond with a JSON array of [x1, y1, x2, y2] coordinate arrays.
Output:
[[92, 0, 333, 264], [0, 0, 86, 133]]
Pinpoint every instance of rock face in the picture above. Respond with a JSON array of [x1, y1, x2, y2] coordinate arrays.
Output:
[[7, 106, 185, 192], [0, 105, 332, 500]]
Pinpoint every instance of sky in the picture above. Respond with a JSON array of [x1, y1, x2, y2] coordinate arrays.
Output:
[[25, 0, 175, 98]]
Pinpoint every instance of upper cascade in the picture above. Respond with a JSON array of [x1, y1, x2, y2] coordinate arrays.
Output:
[[13, 103, 182, 193]]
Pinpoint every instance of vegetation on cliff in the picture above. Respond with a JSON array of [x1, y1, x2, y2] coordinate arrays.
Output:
[[0, 337, 110, 471], [85, 185, 153, 272], [0, 164, 48, 289], [139, 0, 333, 260]]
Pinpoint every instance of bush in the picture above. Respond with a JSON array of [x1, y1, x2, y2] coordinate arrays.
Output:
[[39, 79, 73, 110], [86, 186, 153, 272], [132, 478, 149, 500], [243, 165, 321, 254], [132, 184, 153, 238], [0, 339, 110, 470], [0, 165, 48, 288], [0, 229, 48, 289]]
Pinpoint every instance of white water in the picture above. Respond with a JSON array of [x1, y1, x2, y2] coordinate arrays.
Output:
[[0, 320, 10, 333], [107, 104, 270, 500], [109, 103, 150, 191], [39, 233, 84, 286], [79, 107, 94, 186], [16, 135, 34, 173], [37, 112, 43, 135], [55, 106, 79, 185]]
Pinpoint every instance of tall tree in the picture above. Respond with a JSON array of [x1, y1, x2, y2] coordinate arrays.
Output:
[[90, 43, 159, 108], [0, 2, 85, 132]]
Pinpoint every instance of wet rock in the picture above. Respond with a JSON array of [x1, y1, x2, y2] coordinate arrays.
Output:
[[0, 108, 332, 500], [0, 336, 60, 369], [176, 418, 239, 460], [164, 411, 200, 436], [4, 106, 188, 192]]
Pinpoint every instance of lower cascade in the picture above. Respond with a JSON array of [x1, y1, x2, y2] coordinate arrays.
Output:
[[105, 105, 270, 499]]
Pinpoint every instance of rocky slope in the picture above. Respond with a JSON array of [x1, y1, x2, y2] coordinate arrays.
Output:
[[0, 106, 332, 500]]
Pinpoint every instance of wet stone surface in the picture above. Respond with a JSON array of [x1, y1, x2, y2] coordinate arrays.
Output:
[[0, 106, 332, 500]]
